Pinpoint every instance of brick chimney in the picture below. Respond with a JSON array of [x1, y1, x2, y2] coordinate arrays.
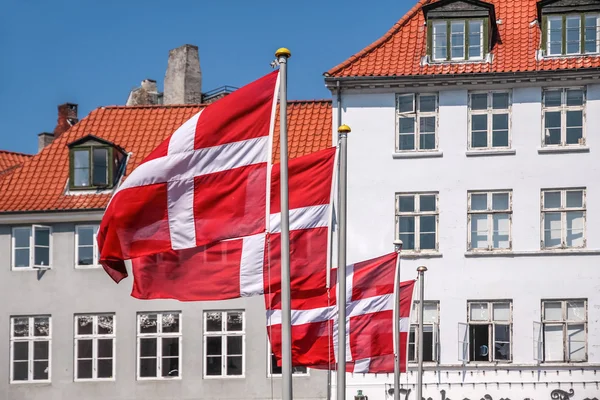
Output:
[[164, 45, 202, 104], [54, 103, 78, 138]]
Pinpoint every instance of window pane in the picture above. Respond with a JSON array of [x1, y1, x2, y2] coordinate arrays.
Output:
[[77, 339, 93, 359], [471, 214, 489, 249], [77, 316, 93, 335], [92, 148, 108, 186], [492, 129, 509, 148], [492, 193, 509, 210], [14, 227, 31, 248], [13, 318, 29, 337], [451, 21, 465, 59], [567, 324, 586, 361], [471, 114, 488, 148], [470, 324, 490, 361], [468, 20, 482, 59], [97, 359, 113, 378], [399, 132, 415, 151], [544, 111, 561, 145], [98, 316, 114, 335], [74, 150, 90, 187], [206, 336, 222, 356], [420, 195, 436, 212], [423, 303, 438, 323], [206, 356, 222, 376], [34, 227, 50, 247], [433, 22, 448, 60], [419, 133, 436, 150], [566, 110, 583, 144], [227, 312, 243, 331], [34, 247, 50, 267], [14, 342, 28, 361], [78, 247, 94, 266], [397, 95, 414, 113], [471, 193, 487, 210], [544, 302, 563, 321], [77, 359, 93, 379], [493, 214, 510, 249], [206, 312, 222, 332], [98, 339, 113, 358], [566, 190, 583, 208], [422, 328, 434, 362], [419, 116, 435, 133], [399, 216, 415, 250], [567, 301, 586, 321], [33, 360, 48, 380], [162, 337, 179, 357], [419, 95, 436, 113], [227, 356, 243, 376], [13, 361, 28, 381], [399, 196, 415, 212], [399, 117, 415, 134], [544, 90, 562, 108], [408, 328, 416, 361], [585, 16, 598, 53], [420, 215, 436, 250], [140, 338, 157, 357], [471, 93, 488, 110], [566, 211, 584, 247], [34, 318, 49, 337], [78, 227, 94, 246], [494, 325, 511, 361], [544, 212, 562, 248], [33, 341, 48, 361], [566, 17, 581, 54], [567, 89, 584, 106], [548, 18, 564, 55], [544, 192, 561, 209], [140, 358, 157, 377], [227, 336, 243, 355], [492, 114, 509, 147], [493, 303, 510, 321], [492, 93, 509, 109], [544, 324, 564, 361], [470, 303, 489, 321], [162, 356, 179, 377], [139, 314, 158, 334], [162, 313, 180, 333], [15, 249, 30, 268]]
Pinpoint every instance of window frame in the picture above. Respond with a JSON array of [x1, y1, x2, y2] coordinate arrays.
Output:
[[74, 314, 116, 382], [543, 13, 600, 56], [75, 225, 100, 269], [395, 192, 440, 253], [11, 225, 53, 271], [395, 93, 439, 153], [203, 310, 246, 379], [540, 299, 588, 363], [540, 188, 587, 249], [541, 87, 586, 147], [467, 91, 512, 150], [466, 301, 513, 363], [10, 315, 52, 384], [267, 340, 309, 377], [136, 312, 182, 381], [69, 145, 114, 190], [467, 190, 513, 252], [408, 301, 440, 364], [428, 18, 488, 61]]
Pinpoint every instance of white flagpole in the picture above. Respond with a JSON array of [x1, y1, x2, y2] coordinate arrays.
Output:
[[416, 266, 428, 400], [337, 124, 351, 400], [392, 240, 403, 400], [276, 47, 293, 400]]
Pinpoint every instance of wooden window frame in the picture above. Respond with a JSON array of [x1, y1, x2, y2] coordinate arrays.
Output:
[[203, 311, 246, 379], [467, 91, 512, 150], [395, 192, 440, 253], [467, 190, 513, 251], [466, 301, 513, 363], [69, 145, 114, 190], [74, 314, 116, 381], [136, 312, 182, 380], [540, 299, 588, 363], [542, 13, 600, 56], [540, 188, 587, 249], [428, 18, 489, 61], [10, 316, 52, 384]]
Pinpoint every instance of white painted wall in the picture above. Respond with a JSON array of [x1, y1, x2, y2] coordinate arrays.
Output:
[[334, 83, 600, 400]]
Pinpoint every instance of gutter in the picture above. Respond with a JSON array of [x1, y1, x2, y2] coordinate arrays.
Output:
[[0, 209, 105, 224]]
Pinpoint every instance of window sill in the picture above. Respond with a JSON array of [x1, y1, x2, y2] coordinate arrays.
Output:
[[268, 374, 311, 378], [392, 151, 443, 159], [465, 249, 600, 257], [11, 267, 53, 272], [74, 378, 116, 383], [466, 149, 516, 157], [203, 375, 246, 380], [408, 363, 600, 371], [10, 380, 52, 385], [538, 146, 590, 154], [137, 376, 183, 382], [75, 265, 102, 270], [400, 252, 443, 259]]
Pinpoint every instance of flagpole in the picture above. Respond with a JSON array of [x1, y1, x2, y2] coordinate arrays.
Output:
[[337, 124, 351, 400], [392, 240, 403, 400], [416, 266, 428, 400], [276, 47, 293, 400]]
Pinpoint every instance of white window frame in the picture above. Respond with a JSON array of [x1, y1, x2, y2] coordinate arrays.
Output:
[[75, 225, 100, 269], [540, 188, 586, 249], [584, 14, 600, 54], [466, 301, 513, 363], [267, 339, 309, 377], [546, 14, 600, 56], [395, 93, 439, 153], [136, 312, 182, 380], [11, 225, 53, 270], [541, 87, 586, 147], [408, 301, 440, 364], [468, 91, 512, 150], [467, 190, 513, 251], [74, 314, 116, 381], [203, 310, 246, 379], [540, 299, 588, 363], [10, 316, 52, 384], [395, 192, 439, 253]]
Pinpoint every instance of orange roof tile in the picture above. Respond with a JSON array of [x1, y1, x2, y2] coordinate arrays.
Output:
[[0, 150, 32, 178], [327, 0, 600, 77], [0, 101, 332, 213]]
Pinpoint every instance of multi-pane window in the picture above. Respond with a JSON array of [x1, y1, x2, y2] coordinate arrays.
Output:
[[74, 314, 115, 380], [431, 19, 485, 61], [408, 301, 440, 363], [539, 300, 587, 362], [542, 88, 585, 147], [396, 94, 438, 152], [469, 92, 510, 149], [76, 225, 100, 268], [466, 301, 512, 362], [268, 345, 308, 376], [10, 316, 51, 383], [204, 311, 245, 378], [12, 226, 52, 269], [545, 14, 600, 56], [468, 191, 512, 251], [137, 312, 181, 379], [72, 147, 109, 188], [541, 189, 586, 249], [396, 193, 438, 252]]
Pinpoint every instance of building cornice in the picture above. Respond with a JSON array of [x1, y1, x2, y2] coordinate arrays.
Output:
[[0, 210, 104, 224]]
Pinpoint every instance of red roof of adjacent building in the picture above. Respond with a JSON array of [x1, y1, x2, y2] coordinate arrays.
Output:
[[0, 101, 332, 213], [327, 0, 600, 77], [0, 150, 32, 178]]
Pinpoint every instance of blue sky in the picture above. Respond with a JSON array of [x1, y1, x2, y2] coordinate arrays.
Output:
[[0, 0, 411, 154]]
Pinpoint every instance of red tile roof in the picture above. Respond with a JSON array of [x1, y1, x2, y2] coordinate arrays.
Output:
[[0, 150, 32, 178], [327, 0, 600, 77], [0, 101, 332, 213]]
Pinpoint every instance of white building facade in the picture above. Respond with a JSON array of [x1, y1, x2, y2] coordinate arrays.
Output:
[[326, 0, 600, 399]]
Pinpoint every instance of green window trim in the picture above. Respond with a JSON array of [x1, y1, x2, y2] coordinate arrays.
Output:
[[427, 17, 489, 61], [69, 145, 115, 190], [542, 13, 600, 56]]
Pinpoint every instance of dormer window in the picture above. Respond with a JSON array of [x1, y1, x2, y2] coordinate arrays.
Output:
[[68, 135, 126, 190]]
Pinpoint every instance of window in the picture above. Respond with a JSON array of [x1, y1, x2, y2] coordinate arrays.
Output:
[[430, 19, 486, 61], [541, 189, 586, 249], [12, 226, 52, 270], [544, 14, 600, 56], [468, 191, 512, 251], [204, 311, 245, 378], [467, 301, 512, 362], [469, 92, 510, 149], [540, 300, 587, 362], [68, 136, 127, 190], [76, 225, 100, 268], [74, 314, 115, 381], [542, 88, 585, 147], [408, 301, 440, 363], [268, 344, 308, 377], [396, 93, 438, 152], [137, 312, 181, 379], [10, 316, 51, 383], [395, 193, 438, 252]]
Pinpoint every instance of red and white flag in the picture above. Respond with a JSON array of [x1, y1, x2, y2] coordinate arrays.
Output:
[[98, 71, 279, 282], [127, 147, 337, 301], [267, 252, 415, 372]]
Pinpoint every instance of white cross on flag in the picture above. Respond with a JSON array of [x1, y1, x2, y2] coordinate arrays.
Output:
[[99, 71, 279, 282]]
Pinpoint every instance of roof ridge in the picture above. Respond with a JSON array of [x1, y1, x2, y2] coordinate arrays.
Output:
[[102, 104, 207, 109], [325, 0, 432, 77], [288, 99, 332, 104], [0, 149, 33, 157]]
